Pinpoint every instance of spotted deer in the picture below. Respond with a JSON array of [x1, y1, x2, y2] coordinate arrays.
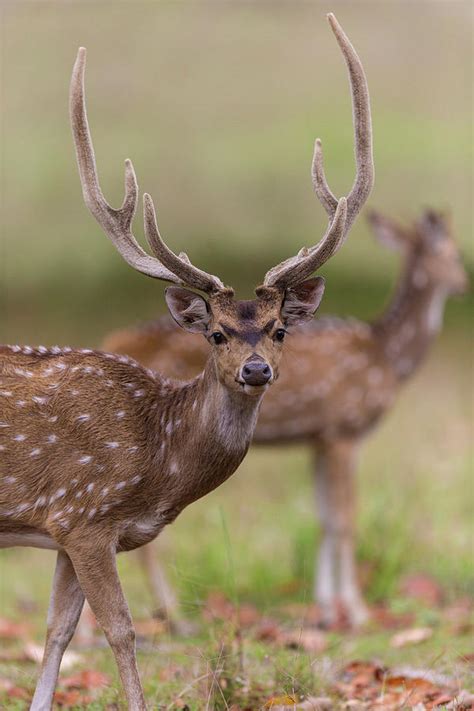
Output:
[[0, 14, 373, 710], [99, 208, 468, 632]]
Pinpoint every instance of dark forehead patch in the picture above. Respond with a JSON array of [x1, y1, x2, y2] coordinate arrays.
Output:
[[220, 322, 267, 347], [236, 300, 257, 320]]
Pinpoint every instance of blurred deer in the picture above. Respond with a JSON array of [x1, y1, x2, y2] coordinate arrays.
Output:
[[101, 209, 468, 631], [0, 14, 373, 710]]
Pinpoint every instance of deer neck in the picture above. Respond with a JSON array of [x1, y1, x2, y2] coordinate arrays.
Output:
[[372, 257, 449, 380], [152, 357, 263, 510]]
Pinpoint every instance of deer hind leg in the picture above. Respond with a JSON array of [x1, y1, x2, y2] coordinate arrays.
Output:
[[30, 550, 85, 711], [313, 439, 369, 627], [66, 542, 147, 711]]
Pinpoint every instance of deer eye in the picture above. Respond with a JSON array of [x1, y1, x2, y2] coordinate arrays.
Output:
[[274, 328, 286, 342], [211, 331, 226, 345]]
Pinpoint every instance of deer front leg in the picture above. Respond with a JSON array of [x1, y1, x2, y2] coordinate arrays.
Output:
[[313, 439, 369, 627], [30, 550, 85, 711], [67, 541, 147, 711]]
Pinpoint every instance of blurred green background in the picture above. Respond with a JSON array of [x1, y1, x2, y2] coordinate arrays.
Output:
[[2, 1, 472, 344], [0, 3, 473, 705]]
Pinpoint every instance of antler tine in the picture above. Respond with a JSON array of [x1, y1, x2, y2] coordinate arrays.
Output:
[[264, 198, 347, 289], [70, 48, 225, 293], [262, 14, 373, 291], [143, 194, 225, 293], [312, 13, 374, 233]]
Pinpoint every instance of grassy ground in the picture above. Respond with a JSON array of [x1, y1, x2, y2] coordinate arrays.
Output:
[[0, 336, 472, 709]]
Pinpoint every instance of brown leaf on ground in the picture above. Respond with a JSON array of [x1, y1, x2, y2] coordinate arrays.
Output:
[[255, 619, 282, 642], [281, 628, 327, 654], [237, 603, 260, 628], [203, 591, 235, 622], [60, 670, 110, 690], [390, 627, 433, 648], [335, 661, 459, 710], [264, 695, 333, 710], [444, 598, 473, 636], [53, 689, 94, 707], [399, 574, 444, 607], [0, 617, 31, 639], [370, 605, 415, 630]]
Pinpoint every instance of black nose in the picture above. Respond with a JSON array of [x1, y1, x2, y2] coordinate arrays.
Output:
[[241, 360, 272, 386]]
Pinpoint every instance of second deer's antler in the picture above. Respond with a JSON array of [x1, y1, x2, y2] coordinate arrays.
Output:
[[263, 13, 373, 290]]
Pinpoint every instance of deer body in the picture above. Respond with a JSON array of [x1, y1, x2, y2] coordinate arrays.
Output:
[[102, 210, 468, 629], [0, 13, 374, 708], [0, 348, 263, 555]]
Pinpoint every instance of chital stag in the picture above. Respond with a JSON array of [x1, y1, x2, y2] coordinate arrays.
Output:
[[101, 209, 468, 631], [0, 13, 373, 710]]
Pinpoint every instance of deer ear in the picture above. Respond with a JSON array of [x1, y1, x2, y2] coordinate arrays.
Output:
[[281, 277, 325, 326], [368, 210, 411, 251], [165, 287, 211, 334]]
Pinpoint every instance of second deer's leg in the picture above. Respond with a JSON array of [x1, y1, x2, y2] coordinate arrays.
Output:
[[30, 550, 85, 711], [67, 542, 147, 711], [313, 439, 369, 627], [136, 542, 192, 635]]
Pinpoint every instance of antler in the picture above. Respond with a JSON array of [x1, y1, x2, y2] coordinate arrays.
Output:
[[70, 47, 225, 294], [263, 13, 373, 290]]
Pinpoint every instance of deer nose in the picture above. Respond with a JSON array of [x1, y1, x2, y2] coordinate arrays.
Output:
[[241, 360, 272, 386]]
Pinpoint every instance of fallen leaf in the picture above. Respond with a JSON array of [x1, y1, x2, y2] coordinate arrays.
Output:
[[203, 591, 235, 622], [400, 574, 444, 607], [53, 689, 93, 707], [281, 628, 327, 654], [0, 617, 31, 639], [60, 670, 110, 690], [390, 627, 433, 648]]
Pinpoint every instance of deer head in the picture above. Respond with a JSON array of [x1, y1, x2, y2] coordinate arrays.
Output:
[[369, 209, 468, 296], [70, 14, 373, 399]]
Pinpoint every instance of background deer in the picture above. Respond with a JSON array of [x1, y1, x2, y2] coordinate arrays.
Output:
[[0, 13, 373, 710], [100, 208, 468, 632]]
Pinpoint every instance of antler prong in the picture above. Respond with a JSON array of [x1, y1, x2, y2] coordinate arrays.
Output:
[[70, 47, 226, 294], [262, 13, 373, 291]]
